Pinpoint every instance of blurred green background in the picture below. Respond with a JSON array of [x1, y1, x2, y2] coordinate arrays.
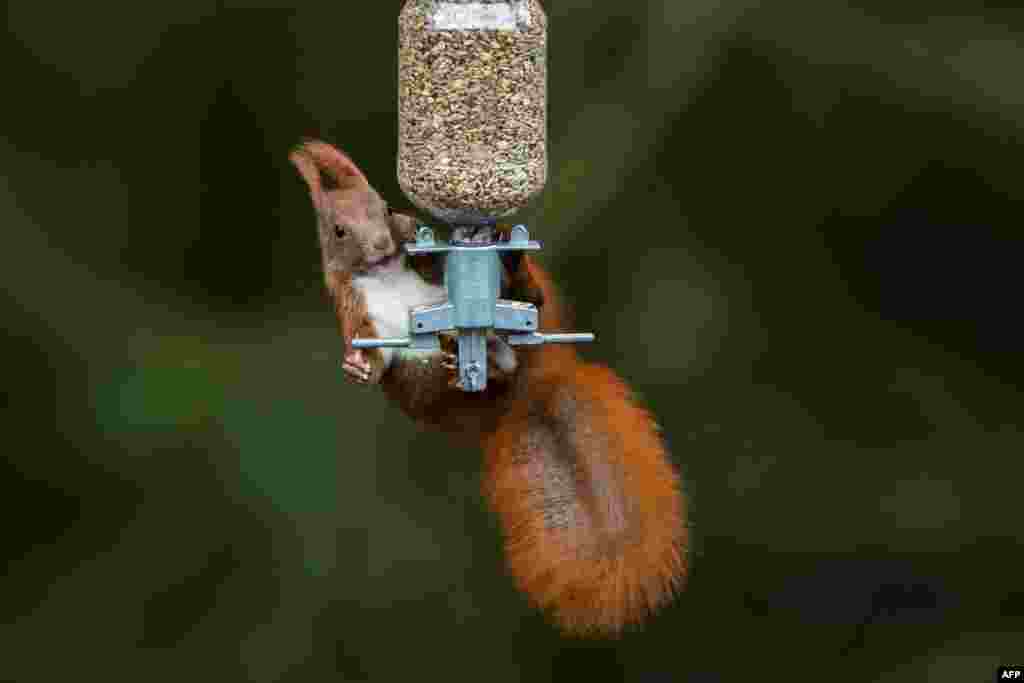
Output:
[[2, 1, 1022, 680]]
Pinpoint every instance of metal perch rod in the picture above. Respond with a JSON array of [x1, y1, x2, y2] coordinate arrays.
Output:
[[352, 333, 595, 350]]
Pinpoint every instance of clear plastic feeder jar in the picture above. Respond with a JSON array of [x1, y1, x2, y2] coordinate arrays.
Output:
[[398, 0, 548, 225]]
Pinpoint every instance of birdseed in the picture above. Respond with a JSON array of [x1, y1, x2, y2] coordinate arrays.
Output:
[[398, 0, 548, 225]]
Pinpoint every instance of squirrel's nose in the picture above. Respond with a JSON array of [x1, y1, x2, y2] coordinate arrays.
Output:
[[373, 234, 393, 253]]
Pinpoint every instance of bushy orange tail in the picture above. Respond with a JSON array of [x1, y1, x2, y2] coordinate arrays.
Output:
[[483, 354, 687, 635]]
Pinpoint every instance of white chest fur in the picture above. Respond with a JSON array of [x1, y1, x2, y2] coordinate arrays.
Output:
[[352, 264, 447, 368]]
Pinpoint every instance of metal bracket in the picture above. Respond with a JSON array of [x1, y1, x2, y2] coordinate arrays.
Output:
[[351, 224, 594, 392]]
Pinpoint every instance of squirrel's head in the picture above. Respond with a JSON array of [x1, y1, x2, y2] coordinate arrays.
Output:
[[290, 140, 409, 277]]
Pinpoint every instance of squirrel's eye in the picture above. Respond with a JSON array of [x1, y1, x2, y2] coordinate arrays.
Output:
[[334, 225, 346, 239]]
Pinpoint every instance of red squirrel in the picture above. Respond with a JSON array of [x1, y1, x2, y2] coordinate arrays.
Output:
[[289, 139, 687, 635]]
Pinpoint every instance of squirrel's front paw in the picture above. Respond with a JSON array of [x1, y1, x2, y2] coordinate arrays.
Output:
[[343, 349, 373, 384]]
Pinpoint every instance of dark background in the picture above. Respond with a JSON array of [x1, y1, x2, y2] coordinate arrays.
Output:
[[2, 1, 1021, 680]]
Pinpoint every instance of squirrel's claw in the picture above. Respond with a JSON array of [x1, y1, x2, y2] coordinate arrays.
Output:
[[342, 362, 370, 384], [441, 352, 461, 389]]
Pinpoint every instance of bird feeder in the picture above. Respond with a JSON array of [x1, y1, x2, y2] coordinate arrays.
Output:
[[354, 0, 594, 392]]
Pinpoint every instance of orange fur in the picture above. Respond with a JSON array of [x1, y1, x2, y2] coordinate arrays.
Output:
[[326, 270, 364, 352], [383, 253, 687, 634], [484, 344, 686, 635]]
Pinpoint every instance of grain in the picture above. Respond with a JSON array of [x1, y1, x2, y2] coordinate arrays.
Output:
[[398, 0, 548, 225]]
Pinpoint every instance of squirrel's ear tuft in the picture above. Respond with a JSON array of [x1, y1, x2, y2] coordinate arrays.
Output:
[[290, 139, 369, 192], [289, 143, 323, 196]]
